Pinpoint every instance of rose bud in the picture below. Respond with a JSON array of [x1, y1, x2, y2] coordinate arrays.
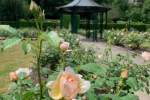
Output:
[[93, 75, 98, 79], [130, 64, 133, 68], [30, 0, 38, 14], [82, 95, 86, 100], [60, 38, 64, 43], [120, 69, 128, 79], [9, 72, 18, 82], [108, 30, 111, 33], [60, 42, 69, 52]]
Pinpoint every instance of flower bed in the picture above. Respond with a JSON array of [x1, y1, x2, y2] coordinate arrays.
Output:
[[0, 1, 150, 100]]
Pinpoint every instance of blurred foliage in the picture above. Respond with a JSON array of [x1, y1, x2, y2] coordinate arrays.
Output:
[[0, 0, 30, 21]]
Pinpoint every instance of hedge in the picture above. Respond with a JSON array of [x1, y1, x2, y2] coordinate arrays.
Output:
[[62, 14, 80, 29], [80, 23, 150, 31], [0, 21, 59, 30], [1, 21, 150, 32]]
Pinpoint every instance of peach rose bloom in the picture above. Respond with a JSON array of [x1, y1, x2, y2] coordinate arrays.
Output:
[[60, 38, 64, 43], [9, 72, 18, 81], [15, 68, 32, 79], [46, 67, 91, 99], [60, 42, 69, 52], [141, 52, 150, 61], [120, 69, 128, 79]]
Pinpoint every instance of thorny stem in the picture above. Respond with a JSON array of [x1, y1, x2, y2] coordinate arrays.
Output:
[[37, 39, 43, 100], [35, 17, 43, 100], [109, 44, 112, 60]]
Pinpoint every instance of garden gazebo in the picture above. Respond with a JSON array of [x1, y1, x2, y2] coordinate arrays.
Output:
[[56, 0, 111, 41]]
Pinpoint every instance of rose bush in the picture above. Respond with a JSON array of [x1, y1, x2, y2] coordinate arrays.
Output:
[[1, 1, 150, 100]]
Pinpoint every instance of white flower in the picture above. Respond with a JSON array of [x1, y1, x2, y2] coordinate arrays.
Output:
[[141, 52, 150, 61]]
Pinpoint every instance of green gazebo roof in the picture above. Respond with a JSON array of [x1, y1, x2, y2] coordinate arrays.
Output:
[[56, 0, 111, 12]]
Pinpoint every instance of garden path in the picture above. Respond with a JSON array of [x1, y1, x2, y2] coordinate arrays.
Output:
[[78, 34, 150, 100]]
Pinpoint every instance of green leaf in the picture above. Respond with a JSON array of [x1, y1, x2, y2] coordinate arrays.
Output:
[[85, 90, 97, 100], [121, 96, 132, 100], [95, 78, 105, 86], [132, 53, 137, 58], [127, 77, 138, 91], [22, 43, 31, 55], [43, 31, 60, 47], [41, 67, 51, 75], [106, 80, 115, 88], [145, 87, 150, 94], [81, 63, 107, 75], [108, 77, 120, 81], [22, 79, 34, 84], [8, 83, 18, 90], [17, 72, 27, 80], [99, 94, 119, 100], [0, 25, 17, 34], [1, 36, 21, 51], [47, 72, 59, 81], [145, 77, 149, 86], [23, 92, 34, 99]]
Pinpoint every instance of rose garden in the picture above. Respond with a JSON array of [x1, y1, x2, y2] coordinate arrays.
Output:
[[0, 0, 150, 100]]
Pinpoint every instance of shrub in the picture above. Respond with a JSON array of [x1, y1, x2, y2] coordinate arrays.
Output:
[[0, 21, 58, 30], [62, 14, 80, 29]]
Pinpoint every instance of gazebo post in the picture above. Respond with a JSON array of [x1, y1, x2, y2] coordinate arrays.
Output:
[[93, 12, 98, 42], [105, 11, 107, 30], [86, 13, 91, 38], [60, 10, 63, 29], [71, 8, 78, 34], [100, 12, 103, 39]]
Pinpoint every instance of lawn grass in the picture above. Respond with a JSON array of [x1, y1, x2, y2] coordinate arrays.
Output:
[[0, 40, 35, 94]]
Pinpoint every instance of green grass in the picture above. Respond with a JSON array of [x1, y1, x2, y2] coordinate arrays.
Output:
[[0, 40, 35, 94]]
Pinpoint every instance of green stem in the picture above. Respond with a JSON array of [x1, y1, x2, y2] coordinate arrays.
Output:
[[37, 39, 43, 100], [116, 86, 123, 97], [110, 45, 112, 59], [34, 17, 43, 100], [35, 18, 41, 35]]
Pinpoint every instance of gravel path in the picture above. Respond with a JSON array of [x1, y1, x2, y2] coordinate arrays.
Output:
[[78, 34, 150, 100]]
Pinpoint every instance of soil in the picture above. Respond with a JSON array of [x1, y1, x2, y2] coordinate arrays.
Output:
[[30, 68, 49, 86]]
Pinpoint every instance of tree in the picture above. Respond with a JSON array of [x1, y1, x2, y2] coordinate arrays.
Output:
[[0, 0, 30, 21], [142, 0, 150, 22], [126, 8, 142, 22], [113, 0, 129, 16], [102, 4, 121, 22]]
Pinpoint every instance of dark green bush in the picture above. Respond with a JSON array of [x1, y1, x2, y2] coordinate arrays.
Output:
[[62, 14, 80, 29], [0, 21, 58, 30], [80, 23, 149, 31]]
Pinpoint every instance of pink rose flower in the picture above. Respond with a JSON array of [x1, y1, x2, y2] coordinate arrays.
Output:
[[120, 69, 128, 79], [60, 42, 69, 51], [9, 72, 18, 82], [141, 52, 150, 61], [15, 68, 32, 79], [46, 67, 91, 99]]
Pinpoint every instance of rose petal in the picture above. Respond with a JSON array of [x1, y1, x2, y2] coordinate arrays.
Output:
[[46, 81, 55, 88], [76, 74, 84, 83], [48, 81, 63, 99], [65, 67, 75, 74], [79, 81, 91, 93]]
